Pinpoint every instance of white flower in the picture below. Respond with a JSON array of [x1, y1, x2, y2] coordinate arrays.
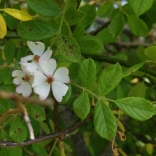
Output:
[[21, 41, 52, 73], [32, 59, 70, 102], [12, 65, 34, 98]]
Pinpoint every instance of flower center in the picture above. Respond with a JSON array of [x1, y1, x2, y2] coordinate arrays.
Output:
[[46, 76, 54, 84], [34, 55, 40, 62], [22, 75, 30, 82]]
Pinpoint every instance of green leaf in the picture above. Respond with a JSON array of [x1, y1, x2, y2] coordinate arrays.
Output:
[[73, 91, 90, 120], [96, 28, 116, 44], [26, 0, 61, 16], [128, 82, 146, 98], [17, 20, 57, 40], [65, 7, 84, 25], [2, 67, 13, 85], [136, 46, 148, 61], [32, 144, 47, 156], [3, 147, 22, 156], [109, 12, 124, 37], [97, 63, 122, 96], [10, 117, 27, 142], [79, 58, 96, 89], [40, 122, 51, 134], [26, 105, 46, 122], [129, 0, 153, 16], [127, 16, 148, 36], [123, 62, 145, 77], [78, 35, 104, 54], [4, 40, 16, 63], [16, 46, 28, 62], [97, 2, 113, 18], [94, 100, 116, 141], [0, 99, 11, 115], [73, 23, 84, 40], [114, 97, 155, 121], [56, 35, 81, 62], [144, 46, 156, 61], [69, 63, 80, 79], [79, 4, 96, 27]]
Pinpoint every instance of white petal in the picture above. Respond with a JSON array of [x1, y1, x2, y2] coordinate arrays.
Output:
[[13, 78, 22, 85], [52, 81, 69, 102], [27, 41, 45, 56], [20, 55, 34, 63], [16, 82, 32, 98], [12, 70, 24, 77], [53, 67, 70, 83], [39, 59, 56, 76], [40, 47, 52, 59], [34, 82, 50, 100], [21, 62, 37, 74], [32, 71, 46, 87]]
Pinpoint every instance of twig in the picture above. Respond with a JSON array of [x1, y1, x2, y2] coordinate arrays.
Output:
[[0, 114, 92, 147], [0, 91, 54, 106]]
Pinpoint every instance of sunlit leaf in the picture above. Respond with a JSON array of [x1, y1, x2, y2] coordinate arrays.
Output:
[[0, 14, 6, 39]]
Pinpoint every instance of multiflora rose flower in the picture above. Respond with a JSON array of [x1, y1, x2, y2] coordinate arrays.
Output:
[[32, 59, 70, 102], [21, 41, 52, 73], [12, 65, 34, 97]]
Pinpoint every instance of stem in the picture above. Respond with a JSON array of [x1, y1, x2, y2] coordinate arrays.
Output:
[[48, 139, 58, 156], [59, 139, 66, 156]]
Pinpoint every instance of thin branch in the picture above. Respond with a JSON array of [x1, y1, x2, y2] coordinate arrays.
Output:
[[0, 91, 54, 106], [0, 114, 92, 147]]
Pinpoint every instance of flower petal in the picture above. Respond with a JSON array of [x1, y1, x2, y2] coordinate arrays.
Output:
[[53, 67, 70, 83], [32, 71, 46, 87], [16, 82, 32, 98], [27, 41, 45, 56], [20, 55, 34, 63], [40, 47, 52, 59], [52, 81, 69, 102], [21, 62, 37, 74], [39, 59, 56, 76], [34, 82, 50, 100], [12, 70, 24, 77]]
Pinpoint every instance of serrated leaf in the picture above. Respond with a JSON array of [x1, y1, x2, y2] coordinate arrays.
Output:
[[129, 0, 153, 16], [123, 62, 145, 77], [114, 97, 155, 121], [109, 12, 124, 37], [4, 40, 16, 63], [17, 20, 57, 40], [127, 16, 148, 36], [144, 46, 156, 61], [97, 2, 113, 18], [3, 8, 32, 21], [73, 91, 90, 120], [78, 35, 104, 54], [94, 100, 116, 141], [0, 99, 11, 115], [65, 7, 84, 25], [97, 63, 122, 96], [128, 82, 146, 98], [26, 0, 61, 17], [26, 105, 46, 122], [10, 117, 27, 142], [32, 144, 47, 156], [79, 4, 96, 27], [56, 35, 81, 62], [79, 58, 96, 89], [0, 14, 6, 39]]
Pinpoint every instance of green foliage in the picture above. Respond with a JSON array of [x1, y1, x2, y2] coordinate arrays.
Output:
[[144, 46, 156, 61], [94, 100, 116, 141], [0, 147, 22, 156], [0, 99, 11, 115], [97, 63, 122, 96], [26, 104, 46, 122], [17, 20, 57, 40], [26, 0, 61, 16], [32, 144, 47, 156], [4, 40, 16, 63], [114, 97, 155, 121], [127, 16, 148, 36], [73, 91, 90, 120], [79, 58, 96, 89], [129, 0, 153, 16], [9, 117, 27, 142]]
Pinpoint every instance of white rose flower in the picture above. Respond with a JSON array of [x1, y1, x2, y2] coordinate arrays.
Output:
[[32, 59, 70, 102]]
